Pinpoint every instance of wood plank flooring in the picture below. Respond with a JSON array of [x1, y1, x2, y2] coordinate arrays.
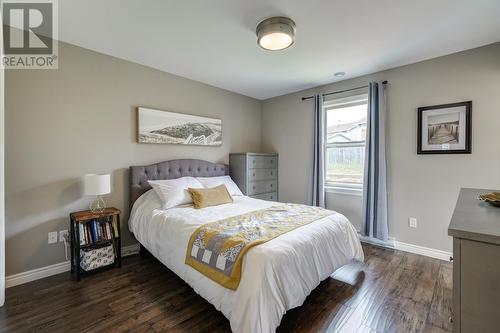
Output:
[[0, 244, 452, 332]]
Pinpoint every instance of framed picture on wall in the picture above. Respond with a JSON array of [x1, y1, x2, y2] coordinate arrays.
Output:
[[417, 101, 472, 154], [137, 107, 222, 146]]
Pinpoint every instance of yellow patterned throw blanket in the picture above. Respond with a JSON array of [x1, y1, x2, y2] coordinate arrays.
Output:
[[185, 204, 335, 290]]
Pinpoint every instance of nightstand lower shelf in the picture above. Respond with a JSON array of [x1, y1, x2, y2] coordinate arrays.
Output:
[[70, 207, 122, 281]]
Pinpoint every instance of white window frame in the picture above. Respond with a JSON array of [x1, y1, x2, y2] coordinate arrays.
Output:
[[323, 93, 368, 195], [0, 40, 4, 306]]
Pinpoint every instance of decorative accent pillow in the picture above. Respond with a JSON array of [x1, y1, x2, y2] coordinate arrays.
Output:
[[148, 177, 204, 209], [188, 185, 234, 209], [196, 176, 244, 196]]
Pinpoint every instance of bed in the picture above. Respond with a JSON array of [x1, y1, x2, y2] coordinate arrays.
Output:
[[128, 159, 364, 333]]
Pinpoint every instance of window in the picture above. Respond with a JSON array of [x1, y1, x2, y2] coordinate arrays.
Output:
[[324, 93, 368, 189]]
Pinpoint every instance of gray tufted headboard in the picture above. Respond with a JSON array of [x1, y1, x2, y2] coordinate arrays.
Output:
[[129, 159, 228, 209]]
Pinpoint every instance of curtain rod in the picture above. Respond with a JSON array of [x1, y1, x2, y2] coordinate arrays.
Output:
[[301, 80, 388, 101]]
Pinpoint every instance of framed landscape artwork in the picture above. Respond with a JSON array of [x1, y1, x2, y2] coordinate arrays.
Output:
[[137, 107, 222, 146], [417, 101, 472, 154]]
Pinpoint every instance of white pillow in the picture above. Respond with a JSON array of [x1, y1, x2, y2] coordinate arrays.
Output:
[[148, 177, 204, 209], [196, 176, 243, 196]]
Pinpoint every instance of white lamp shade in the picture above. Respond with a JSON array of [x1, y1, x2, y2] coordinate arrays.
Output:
[[84, 174, 111, 196]]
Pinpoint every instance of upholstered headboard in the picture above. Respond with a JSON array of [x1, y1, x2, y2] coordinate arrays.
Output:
[[129, 159, 228, 209]]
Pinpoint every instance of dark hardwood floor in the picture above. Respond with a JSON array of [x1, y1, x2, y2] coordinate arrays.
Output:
[[0, 244, 452, 333]]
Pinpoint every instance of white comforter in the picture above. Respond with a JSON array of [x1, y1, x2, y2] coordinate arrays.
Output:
[[129, 191, 364, 333]]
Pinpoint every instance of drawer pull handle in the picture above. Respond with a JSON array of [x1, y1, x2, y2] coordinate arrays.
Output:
[[270, 184, 273, 187], [253, 173, 255, 177], [270, 172, 273, 175]]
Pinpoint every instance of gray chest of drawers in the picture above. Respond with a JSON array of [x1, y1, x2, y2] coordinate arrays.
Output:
[[229, 153, 278, 201], [448, 188, 500, 333]]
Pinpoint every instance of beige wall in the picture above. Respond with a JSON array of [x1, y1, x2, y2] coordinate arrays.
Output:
[[262, 42, 500, 252], [5, 42, 262, 276], [326, 193, 363, 232], [5, 40, 500, 276]]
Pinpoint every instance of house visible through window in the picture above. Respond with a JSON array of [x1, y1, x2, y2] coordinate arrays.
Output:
[[324, 93, 368, 189]]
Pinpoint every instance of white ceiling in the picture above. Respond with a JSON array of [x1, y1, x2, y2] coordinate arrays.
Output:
[[58, 0, 500, 100]]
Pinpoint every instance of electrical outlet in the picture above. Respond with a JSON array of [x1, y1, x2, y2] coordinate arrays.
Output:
[[409, 217, 418, 228], [59, 230, 68, 242], [48, 231, 58, 244]]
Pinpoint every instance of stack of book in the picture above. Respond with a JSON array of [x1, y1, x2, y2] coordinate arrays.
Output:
[[78, 216, 119, 246]]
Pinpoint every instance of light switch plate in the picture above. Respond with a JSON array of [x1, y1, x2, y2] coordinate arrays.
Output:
[[409, 217, 418, 228]]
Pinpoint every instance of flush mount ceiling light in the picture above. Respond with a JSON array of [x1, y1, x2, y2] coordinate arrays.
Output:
[[256, 16, 296, 51], [334, 71, 346, 77]]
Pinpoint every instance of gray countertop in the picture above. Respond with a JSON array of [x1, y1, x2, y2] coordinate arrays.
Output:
[[448, 188, 500, 245]]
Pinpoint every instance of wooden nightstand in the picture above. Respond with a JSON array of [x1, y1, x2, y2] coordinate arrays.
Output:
[[69, 207, 121, 281]]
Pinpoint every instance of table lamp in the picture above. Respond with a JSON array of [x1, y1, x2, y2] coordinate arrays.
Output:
[[84, 174, 111, 213]]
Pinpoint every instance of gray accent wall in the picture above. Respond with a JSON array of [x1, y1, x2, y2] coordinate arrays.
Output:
[[262, 42, 500, 252], [5, 42, 262, 276], [5, 39, 500, 276]]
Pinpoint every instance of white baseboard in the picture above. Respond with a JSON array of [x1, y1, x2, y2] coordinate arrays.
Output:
[[358, 234, 395, 248], [6, 261, 70, 288], [359, 234, 451, 262], [122, 243, 140, 257], [6, 244, 141, 288], [5, 239, 451, 288], [393, 241, 452, 261]]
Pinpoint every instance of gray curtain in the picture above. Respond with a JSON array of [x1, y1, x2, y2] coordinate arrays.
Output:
[[309, 94, 325, 208], [362, 82, 388, 241]]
